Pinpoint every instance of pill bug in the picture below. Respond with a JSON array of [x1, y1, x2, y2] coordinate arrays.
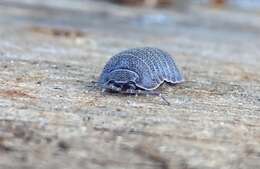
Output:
[[96, 47, 184, 105]]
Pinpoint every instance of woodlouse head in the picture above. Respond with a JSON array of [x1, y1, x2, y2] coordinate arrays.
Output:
[[100, 69, 140, 91]]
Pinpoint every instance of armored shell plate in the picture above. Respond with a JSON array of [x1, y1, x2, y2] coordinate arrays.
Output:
[[99, 47, 184, 90]]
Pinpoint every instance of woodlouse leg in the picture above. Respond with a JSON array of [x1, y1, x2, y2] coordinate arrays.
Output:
[[99, 84, 121, 96], [158, 93, 170, 106], [99, 83, 122, 93], [123, 89, 170, 106], [124, 89, 138, 96], [101, 88, 106, 93], [107, 84, 121, 92]]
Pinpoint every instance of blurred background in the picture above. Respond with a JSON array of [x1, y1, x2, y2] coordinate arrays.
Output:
[[107, 0, 260, 10], [1, 0, 259, 64], [2, 0, 260, 9]]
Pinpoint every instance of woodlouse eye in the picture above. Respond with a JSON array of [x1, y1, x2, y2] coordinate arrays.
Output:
[[120, 81, 136, 91]]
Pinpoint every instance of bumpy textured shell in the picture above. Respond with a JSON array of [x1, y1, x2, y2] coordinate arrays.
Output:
[[98, 47, 184, 90]]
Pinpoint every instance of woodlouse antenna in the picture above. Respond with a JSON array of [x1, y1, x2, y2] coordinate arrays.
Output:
[[86, 81, 121, 93], [85, 81, 98, 87], [86, 81, 171, 106], [121, 89, 171, 106], [85, 81, 99, 91]]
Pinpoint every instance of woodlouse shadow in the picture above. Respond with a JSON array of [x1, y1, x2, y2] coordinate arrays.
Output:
[[85, 81, 187, 106]]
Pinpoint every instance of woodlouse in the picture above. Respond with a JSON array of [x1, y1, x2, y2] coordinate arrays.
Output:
[[97, 47, 184, 105]]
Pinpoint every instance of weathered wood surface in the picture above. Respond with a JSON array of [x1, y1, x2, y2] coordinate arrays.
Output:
[[0, 1, 259, 169]]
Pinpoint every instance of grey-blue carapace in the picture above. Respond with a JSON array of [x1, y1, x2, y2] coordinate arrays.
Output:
[[98, 47, 184, 92]]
